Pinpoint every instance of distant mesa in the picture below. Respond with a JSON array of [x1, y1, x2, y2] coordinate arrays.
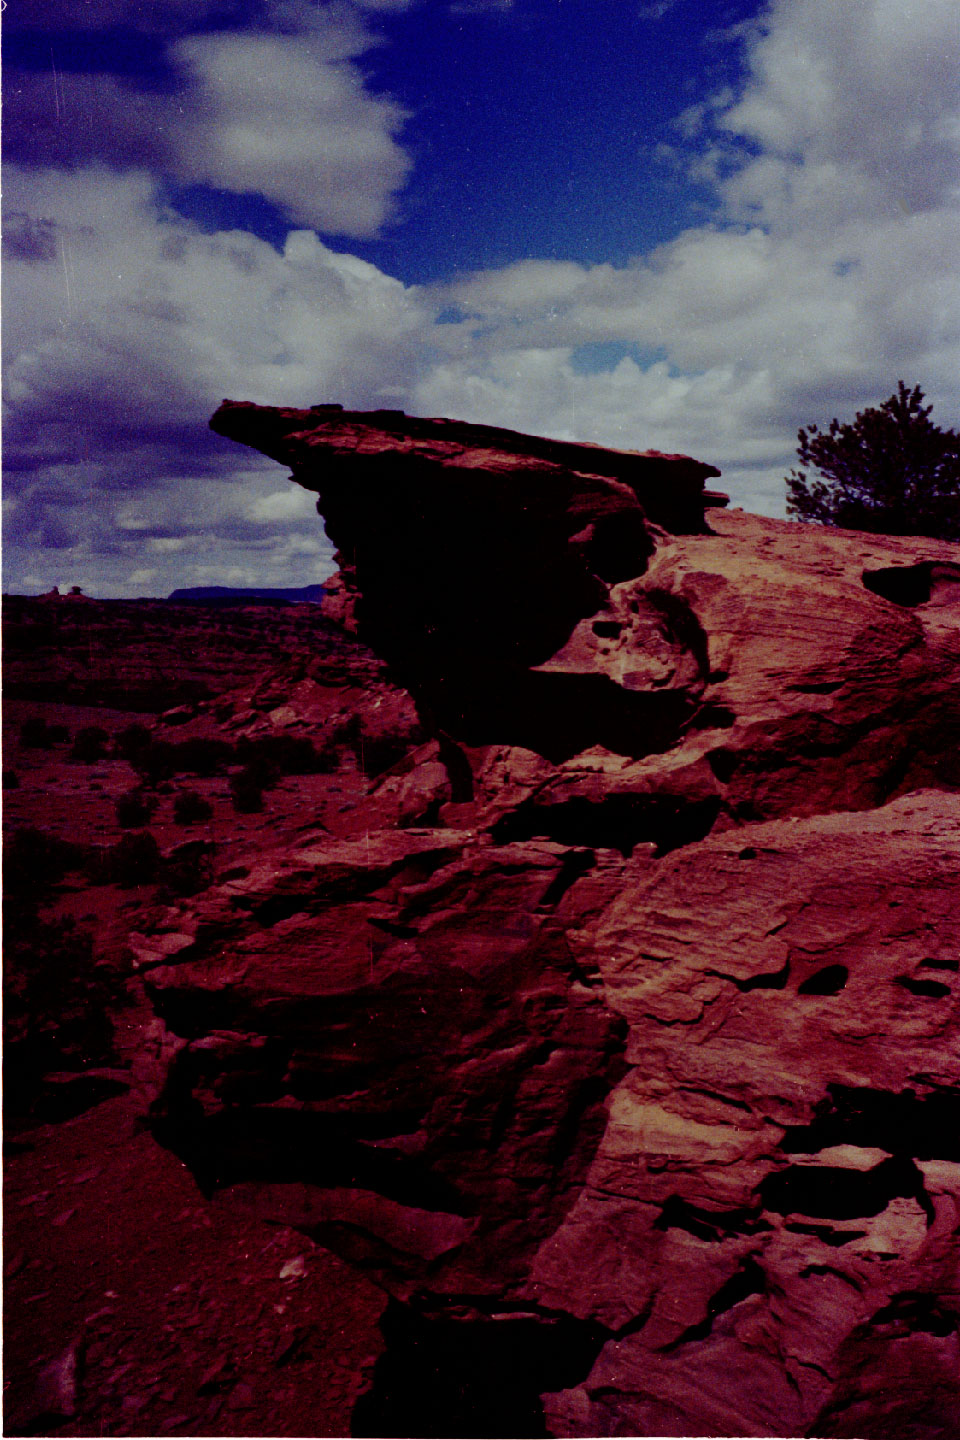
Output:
[[38, 584, 90, 602], [166, 583, 326, 607]]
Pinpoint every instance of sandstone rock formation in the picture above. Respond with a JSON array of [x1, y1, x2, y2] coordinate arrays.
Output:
[[139, 403, 960, 1436]]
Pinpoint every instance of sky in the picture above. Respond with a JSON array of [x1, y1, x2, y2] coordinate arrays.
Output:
[[4, 0, 960, 597]]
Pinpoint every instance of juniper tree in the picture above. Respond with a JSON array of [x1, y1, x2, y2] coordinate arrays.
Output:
[[786, 382, 960, 540]]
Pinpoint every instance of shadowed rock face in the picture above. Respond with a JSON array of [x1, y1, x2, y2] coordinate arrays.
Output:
[[210, 402, 724, 756], [142, 404, 960, 1437]]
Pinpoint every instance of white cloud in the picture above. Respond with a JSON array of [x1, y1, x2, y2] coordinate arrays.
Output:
[[6, 6, 412, 238], [412, 0, 960, 510], [246, 487, 320, 523], [2, 165, 435, 595], [169, 31, 411, 234]]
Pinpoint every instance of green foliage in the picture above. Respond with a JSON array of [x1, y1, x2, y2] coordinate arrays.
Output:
[[19, 716, 70, 749], [235, 733, 323, 776], [173, 788, 214, 824], [115, 788, 159, 827], [4, 913, 118, 1114], [99, 830, 162, 888], [229, 766, 265, 813], [114, 722, 153, 763], [127, 734, 234, 784], [71, 724, 110, 763], [786, 382, 960, 540], [162, 839, 215, 897]]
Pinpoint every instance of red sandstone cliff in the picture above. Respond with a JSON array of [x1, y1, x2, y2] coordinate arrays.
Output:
[[133, 402, 960, 1437]]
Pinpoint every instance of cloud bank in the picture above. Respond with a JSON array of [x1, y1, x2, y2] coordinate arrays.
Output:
[[4, 0, 959, 595]]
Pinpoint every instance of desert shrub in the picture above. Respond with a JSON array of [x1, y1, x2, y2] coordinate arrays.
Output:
[[171, 737, 235, 776], [114, 788, 158, 827], [19, 716, 70, 749], [235, 733, 321, 776], [127, 735, 234, 784], [71, 724, 110, 763], [114, 722, 153, 763], [344, 721, 415, 778], [99, 830, 161, 888], [229, 766, 265, 813], [129, 738, 177, 784], [162, 839, 215, 897], [4, 913, 119, 1117], [16, 716, 47, 747], [4, 825, 88, 897], [332, 712, 421, 779], [173, 788, 214, 824]]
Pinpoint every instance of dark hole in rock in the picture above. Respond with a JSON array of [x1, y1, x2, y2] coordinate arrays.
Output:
[[797, 964, 849, 996], [252, 895, 311, 926], [493, 793, 721, 857], [733, 958, 790, 992], [868, 1291, 960, 1338], [654, 1194, 772, 1243], [661, 1256, 766, 1351], [862, 561, 960, 607], [692, 702, 736, 729], [784, 1222, 868, 1246], [789, 679, 844, 694], [29, 1073, 129, 1125], [894, 975, 952, 999], [352, 1300, 609, 1439], [591, 620, 622, 638], [428, 669, 699, 765], [707, 748, 737, 783], [863, 564, 933, 606], [536, 847, 597, 910], [760, 1155, 932, 1222], [779, 1083, 960, 1161], [152, 1105, 468, 1212], [919, 957, 959, 972]]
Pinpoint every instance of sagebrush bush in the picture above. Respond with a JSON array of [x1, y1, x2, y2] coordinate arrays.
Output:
[[4, 913, 118, 1116], [229, 767, 265, 813], [173, 789, 214, 824], [115, 789, 158, 827], [19, 716, 71, 749], [114, 723, 153, 763], [162, 840, 215, 897], [236, 733, 321, 776], [71, 725, 110, 763], [4, 826, 88, 896], [100, 830, 161, 888]]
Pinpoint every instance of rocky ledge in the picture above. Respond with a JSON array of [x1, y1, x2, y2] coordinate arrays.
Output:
[[142, 403, 960, 1436]]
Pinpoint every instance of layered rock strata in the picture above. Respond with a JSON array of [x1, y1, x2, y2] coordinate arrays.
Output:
[[141, 404, 960, 1437]]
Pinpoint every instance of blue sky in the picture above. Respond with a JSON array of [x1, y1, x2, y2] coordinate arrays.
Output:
[[4, 0, 960, 595]]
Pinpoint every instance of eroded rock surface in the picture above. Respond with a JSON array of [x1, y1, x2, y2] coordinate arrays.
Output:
[[136, 404, 960, 1436]]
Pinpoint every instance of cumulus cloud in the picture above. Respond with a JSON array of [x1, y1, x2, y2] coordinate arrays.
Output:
[[412, 0, 960, 510], [169, 32, 410, 233], [5, 3, 411, 237], [2, 165, 435, 595]]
